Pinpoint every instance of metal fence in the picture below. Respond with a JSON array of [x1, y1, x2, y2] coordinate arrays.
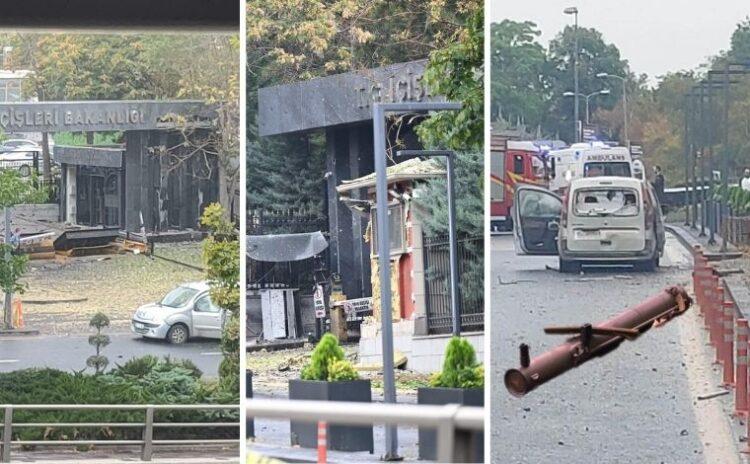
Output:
[[247, 209, 326, 235], [723, 215, 750, 247], [0, 404, 239, 462], [246, 398, 484, 463], [247, 209, 329, 291], [423, 234, 484, 334]]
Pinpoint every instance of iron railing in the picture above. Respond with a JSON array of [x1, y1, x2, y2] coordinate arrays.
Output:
[[246, 399, 484, 463], [0, 404, 239, 462], [423, 234, 484, 334]]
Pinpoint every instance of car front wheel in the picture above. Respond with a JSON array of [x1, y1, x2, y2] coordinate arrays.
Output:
[[167, 324, 189, 344]]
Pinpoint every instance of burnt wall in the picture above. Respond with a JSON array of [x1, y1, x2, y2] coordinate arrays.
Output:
[[124, 129, 219, 232]]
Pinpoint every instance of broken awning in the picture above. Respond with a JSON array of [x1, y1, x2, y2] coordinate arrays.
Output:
[[246, 231, 328, 262]]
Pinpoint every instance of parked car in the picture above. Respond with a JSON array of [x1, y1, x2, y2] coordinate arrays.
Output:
[[512, 176, 665, 273], [131, 281, 226, 344], [0, 139, 44, 177]]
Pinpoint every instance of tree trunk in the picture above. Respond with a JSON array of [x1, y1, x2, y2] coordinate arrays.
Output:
[[41, 132, 52, 184], [86, 132, 94, 145]]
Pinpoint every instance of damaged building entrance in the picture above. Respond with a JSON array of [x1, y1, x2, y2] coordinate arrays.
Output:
[[0, 100, 217, 233], [258, 60, 437, 302]]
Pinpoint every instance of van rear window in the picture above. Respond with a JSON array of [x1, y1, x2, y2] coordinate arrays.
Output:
[[574, 188, 639, 217], [583, 162, 631, 177]]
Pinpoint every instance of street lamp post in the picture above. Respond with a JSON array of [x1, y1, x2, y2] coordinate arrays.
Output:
[[596, 72, 628, 146], [564, 7, 579, 142], [372, 101, 461, 461], [397, 150, 461, 336], [563, 89, 610, 126]]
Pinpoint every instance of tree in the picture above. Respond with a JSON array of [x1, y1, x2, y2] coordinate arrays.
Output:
[[0, 169, 46, 329], [490, 20, 549, 130], [86, 312, 111, 374], [246, 0, 482, 214], [200, 203, 240, 395], [546, 26, 630, 141], [414, 9, 484, 305], [729, 17, 750, 63]]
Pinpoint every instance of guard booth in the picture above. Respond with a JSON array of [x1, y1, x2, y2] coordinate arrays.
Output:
[[0, 100, 220, 232]]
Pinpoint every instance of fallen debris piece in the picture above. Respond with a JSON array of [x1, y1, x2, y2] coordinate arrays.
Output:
[[697, 390, 730, 401]]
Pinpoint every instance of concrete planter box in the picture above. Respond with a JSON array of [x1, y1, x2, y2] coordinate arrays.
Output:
[[417, 387, 483, 462], [288, 379, 374, 452]]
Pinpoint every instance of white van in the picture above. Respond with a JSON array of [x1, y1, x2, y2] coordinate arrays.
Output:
[[548, 143, 633, 192], [512, 176, 665, 273]]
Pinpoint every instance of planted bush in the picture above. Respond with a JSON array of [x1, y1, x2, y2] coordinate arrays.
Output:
[[429, 337, 484, 389], [0, 355, 239, 444], [300, 333, 359, 382]]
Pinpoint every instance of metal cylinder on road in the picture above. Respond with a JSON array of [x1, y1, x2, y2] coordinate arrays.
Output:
[[505, 286, 692, 397]]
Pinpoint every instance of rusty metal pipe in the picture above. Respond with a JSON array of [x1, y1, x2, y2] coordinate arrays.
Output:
[[505, 286, 692, 397]]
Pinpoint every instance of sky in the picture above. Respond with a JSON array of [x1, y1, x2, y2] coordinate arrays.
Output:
[[490, 0, 750, 85]]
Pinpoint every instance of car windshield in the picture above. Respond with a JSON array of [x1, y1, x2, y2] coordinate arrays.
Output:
[[583, 162, 631, 178], [160, 286, 199, 308], [574, 188, 639, 217]]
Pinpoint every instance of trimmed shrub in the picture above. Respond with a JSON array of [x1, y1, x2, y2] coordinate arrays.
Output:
[[429, 337, 484, 389], [300, 333, 358, 382]]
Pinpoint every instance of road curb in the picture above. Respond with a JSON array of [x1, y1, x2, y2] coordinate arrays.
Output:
[[0, 327, 40, 337]]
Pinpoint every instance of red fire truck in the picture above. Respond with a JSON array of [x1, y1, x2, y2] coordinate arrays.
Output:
[[490, 136, 547, 233]]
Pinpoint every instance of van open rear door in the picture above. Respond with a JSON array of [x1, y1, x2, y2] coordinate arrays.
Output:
[[512, 185, 562, 255]]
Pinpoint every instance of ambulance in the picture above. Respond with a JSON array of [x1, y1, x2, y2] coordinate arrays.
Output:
[[547, 142, 633, 193]]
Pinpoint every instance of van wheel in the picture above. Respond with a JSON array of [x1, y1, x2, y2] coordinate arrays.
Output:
[[167, 324, 189, 344], [559, 258, 580, 273]]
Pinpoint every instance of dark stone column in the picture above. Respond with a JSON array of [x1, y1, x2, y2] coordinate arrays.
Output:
[[325, 123, 375, 300], [352, 124, 373, 298]]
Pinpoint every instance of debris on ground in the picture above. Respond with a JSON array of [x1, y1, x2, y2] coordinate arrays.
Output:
[[248, 345, 430, 396], [697, 390, 730, 401], [13, 242, 203, 336]]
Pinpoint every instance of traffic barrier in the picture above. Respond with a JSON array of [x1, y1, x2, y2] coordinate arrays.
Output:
[[692, 246, 706, 310], [735, 319, 748, 417], [722, 294, 735, 386], [11, 298, 22, 328], [713, 282, 723, 364], [317, 421, 327, 463]]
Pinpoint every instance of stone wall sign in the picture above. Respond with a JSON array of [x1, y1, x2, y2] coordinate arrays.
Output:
[[0, 100, 213, 133], [258, 59, 441, 136]]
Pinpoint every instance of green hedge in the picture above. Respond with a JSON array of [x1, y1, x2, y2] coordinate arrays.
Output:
[[0, 356, 239, 443]]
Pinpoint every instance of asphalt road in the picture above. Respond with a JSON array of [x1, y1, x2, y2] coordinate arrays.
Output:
[[0, 334, 222, 377], [491, 232, 717, 463]]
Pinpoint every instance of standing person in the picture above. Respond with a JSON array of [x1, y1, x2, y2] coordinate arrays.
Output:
[[652, 166, 666, 214], [741, 168, 750, 192]]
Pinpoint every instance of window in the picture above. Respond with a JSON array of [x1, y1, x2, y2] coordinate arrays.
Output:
[[583, 162, 631, 178], [370, 202, 406, 257], [194, 294, 220, 313], [574, 188, 639, 217], [513, 154, 524, 174], [519, 189, 560, 216], [491, 150, 505, 202], [160, 286, 199, 308]]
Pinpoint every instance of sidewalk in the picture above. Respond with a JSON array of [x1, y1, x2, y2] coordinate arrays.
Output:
[[7, 446, 239, 463], [667, 222, 750, 458]]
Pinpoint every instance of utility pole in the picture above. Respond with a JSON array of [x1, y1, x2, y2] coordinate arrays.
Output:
[[564, 7, 580, 143]]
